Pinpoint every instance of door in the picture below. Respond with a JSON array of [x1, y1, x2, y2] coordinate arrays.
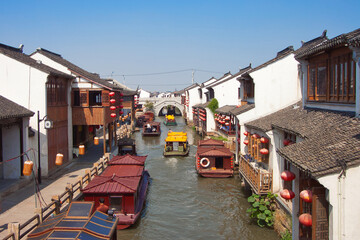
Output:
[[215, 157, 223, 168]]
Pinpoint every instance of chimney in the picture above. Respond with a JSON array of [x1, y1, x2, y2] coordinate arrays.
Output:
[[19, 44, 24, 52]]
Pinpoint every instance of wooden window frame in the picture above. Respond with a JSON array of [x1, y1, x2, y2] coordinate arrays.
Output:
[[307, 51, 355, 104]]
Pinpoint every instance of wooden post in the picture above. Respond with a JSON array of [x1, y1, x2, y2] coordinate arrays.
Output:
[[51, 195, 61, 215], [8, 222, 20, 240], [66, 183, 73, 203], [85, 169, 91, 183], [34, 208, 43, 223], [78, 177, 83, 191], [93, 163, 99, 175]]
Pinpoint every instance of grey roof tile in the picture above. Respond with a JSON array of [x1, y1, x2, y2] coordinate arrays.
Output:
[[0, 95, 34, 120]]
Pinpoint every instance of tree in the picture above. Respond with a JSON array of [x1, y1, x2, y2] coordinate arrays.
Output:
[[144, 101, 154, 111]]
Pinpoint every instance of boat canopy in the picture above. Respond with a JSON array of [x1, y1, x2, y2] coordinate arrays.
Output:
[[165, 115, 175, 120], [165, 135, 188, 142], [27, 201, 118, 240], [167, 131, 187, 136]]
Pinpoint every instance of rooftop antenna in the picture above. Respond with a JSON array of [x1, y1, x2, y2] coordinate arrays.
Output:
[[192, 69, 195, 84]]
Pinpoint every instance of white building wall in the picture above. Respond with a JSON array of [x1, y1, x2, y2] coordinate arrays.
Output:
[[138, 89, 151, 99], [0, 54, 49, 176], [187, 86, 202, 121], [212, 77, 240, 107], [317, 166, 360, 240]]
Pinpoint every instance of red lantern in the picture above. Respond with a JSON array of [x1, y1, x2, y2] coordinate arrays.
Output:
[[260, 148, 269, 155], [252, 134, 260, 138], [280, 189, 295, 200], [281, 170, 295, 181], [110, 99, 116, 104], [119, 105, 123, 109], [120, 93, 124, 97], [260, 137, 269, 144], [243, 131, 249, 136], [299, 213, 312, 226], [283, 139, 291, 146], [110, 106, 116, 110], [243, 140, 249, 145], [120, 99, 124, 102], [109, 92, 115, 97], [110, 113, 116, 118], [225, 122, 230, 126], [300, 190, 313, 203], [119, 111, 124, 115]]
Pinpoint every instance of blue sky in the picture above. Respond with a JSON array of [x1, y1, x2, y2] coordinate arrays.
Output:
[[1, 0, 359, 92]]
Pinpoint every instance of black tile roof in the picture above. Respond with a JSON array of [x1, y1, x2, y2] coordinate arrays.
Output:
[[184, 83, 200, 91], [245, 101, 360, 177], [209, 65, 252, 88], [230, 103, 255, 116], [193, 102, 210, 108], [0, 95, 34, 120], [0, 44, 74, 79], [31, 48, 121, 90], [216, 105, 237, 114], [295, 28, 360, 59], [277, 116, 360, 177]]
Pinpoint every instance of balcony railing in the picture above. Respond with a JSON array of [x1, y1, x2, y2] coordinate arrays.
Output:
[[239, 155, 273, 195]]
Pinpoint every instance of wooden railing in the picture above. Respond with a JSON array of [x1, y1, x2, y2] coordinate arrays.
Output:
[[2, 156, 110, 240], [239, 155, 273, 195]]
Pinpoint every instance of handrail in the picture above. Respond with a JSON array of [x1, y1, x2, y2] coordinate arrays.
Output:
[[239, 155, 273, 195], [3, 155, 110, 240]]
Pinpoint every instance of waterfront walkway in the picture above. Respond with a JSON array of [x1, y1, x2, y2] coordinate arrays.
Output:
[[0, 138, 115, 239]]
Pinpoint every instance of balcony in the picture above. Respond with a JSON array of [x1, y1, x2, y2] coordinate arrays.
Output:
[[72, 106, 112, 126], [239, 155, 273, 195]]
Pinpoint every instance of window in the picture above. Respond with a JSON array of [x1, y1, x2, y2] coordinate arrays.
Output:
[[46, 77, 67, 106], [238, 87, 241, 99], [89, 91, 102, 106], [110, 196, 122, 212], [198, 89, 202, 99], [73, 90, 80, 106], [243, 80, 254, 99], [308, 51, 355, 103]]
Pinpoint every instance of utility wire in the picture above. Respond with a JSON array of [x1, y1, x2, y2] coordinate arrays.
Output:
[[101, 68, 224, 77]]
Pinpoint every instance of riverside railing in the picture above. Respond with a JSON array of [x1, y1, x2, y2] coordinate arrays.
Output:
[[2, 155, 110, 240], [239, 155, 273, 195]]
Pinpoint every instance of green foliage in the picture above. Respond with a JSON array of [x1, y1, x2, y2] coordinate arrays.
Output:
[[280, 230, 292, 240], [246, 192, 278, 228], [208, 98, 218, 114], [210, 136, 228, 142], [144, 101, 154, 111]]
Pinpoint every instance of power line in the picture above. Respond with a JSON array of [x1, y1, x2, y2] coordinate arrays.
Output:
[[101, 68, 224, 77]]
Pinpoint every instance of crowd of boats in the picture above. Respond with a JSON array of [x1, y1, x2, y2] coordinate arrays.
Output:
[[27, 115, 234, 239]]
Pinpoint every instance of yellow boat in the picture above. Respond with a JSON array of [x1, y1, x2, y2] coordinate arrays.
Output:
[[164, 131, 189, 156]]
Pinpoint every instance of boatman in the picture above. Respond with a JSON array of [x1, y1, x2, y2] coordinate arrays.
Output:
[[96, 198, 109, 214]]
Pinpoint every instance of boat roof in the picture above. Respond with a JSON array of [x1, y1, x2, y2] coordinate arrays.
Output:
[[82, 174, 141, 194], [167, 131, 187, 136], [197, 146, 233, 157], [144, 121, 160, 126], [109, 154, 147, 166], [27, 201, 117, 240], [165, 135, 188, 142], [198, 139, 224, 147], [102, 165, 144, 177]]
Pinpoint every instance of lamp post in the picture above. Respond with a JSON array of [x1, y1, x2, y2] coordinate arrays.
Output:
[[37, 111, 47, 184]]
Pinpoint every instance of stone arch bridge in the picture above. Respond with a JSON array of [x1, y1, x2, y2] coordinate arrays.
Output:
[[139, 97, 184, 116]]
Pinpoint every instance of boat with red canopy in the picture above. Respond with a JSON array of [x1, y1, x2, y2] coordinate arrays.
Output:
[[195, 139, 234, 178], [82, 154, 149, 229]]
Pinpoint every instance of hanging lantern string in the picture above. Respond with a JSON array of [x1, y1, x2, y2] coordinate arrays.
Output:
[[27, 152, 47, 207], [0, 148, 37, 165]]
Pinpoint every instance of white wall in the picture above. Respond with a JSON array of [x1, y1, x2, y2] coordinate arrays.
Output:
[[317, 166, 360, 240], [0, 54, 49, 176], [187, 86, 202, 121], [212, 76, 240, 107], [139, 89, 151, 98]]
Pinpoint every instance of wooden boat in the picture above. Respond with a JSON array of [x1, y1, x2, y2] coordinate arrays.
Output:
[[136, 111, 155, 127], [164, 131, 189, 156], [118, 137, 136, 155], [195, 139, 234, 177], [164, 114, 177, 126], [142, 121, 161, 137], [82, 154, 150, 229], [27, 201, 118, 240]]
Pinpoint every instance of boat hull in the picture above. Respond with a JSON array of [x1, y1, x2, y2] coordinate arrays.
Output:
[[163, 147, 190, 157]]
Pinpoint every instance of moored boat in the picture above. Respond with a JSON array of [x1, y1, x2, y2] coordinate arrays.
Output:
[[142, 121, 161, 136], [164, 131, 189, 156], [82, 154, 150, 229], [195, 139, 234, 177], [118, 137, 136, 155], [163, 114, 177, 126]]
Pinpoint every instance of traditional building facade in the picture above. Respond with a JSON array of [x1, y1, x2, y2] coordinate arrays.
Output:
[[0, 43, 74, 177]]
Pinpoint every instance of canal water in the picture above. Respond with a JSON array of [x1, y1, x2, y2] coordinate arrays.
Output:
[[117, 117, 280, 240]]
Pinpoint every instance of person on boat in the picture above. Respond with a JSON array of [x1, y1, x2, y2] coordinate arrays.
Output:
[[96, 198, 109, 214]]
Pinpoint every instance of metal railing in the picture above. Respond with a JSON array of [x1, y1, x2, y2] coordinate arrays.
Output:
[[239, 155, 273, 195], [2, 156, 110, 240]]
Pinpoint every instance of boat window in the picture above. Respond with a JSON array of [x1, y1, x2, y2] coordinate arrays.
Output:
[[215, 157, 223, 168], [110, 196, 122, 212], [173, 142, 179, 151]]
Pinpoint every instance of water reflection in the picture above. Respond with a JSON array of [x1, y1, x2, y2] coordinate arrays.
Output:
[[117, 117, 280, 240]]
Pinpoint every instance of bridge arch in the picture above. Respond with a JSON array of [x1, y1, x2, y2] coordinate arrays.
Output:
[[139, 97, 184, 117]]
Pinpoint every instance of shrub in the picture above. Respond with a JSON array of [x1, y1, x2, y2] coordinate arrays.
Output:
[[208, 98, 218, 114], [246, 192, 278, 228]]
